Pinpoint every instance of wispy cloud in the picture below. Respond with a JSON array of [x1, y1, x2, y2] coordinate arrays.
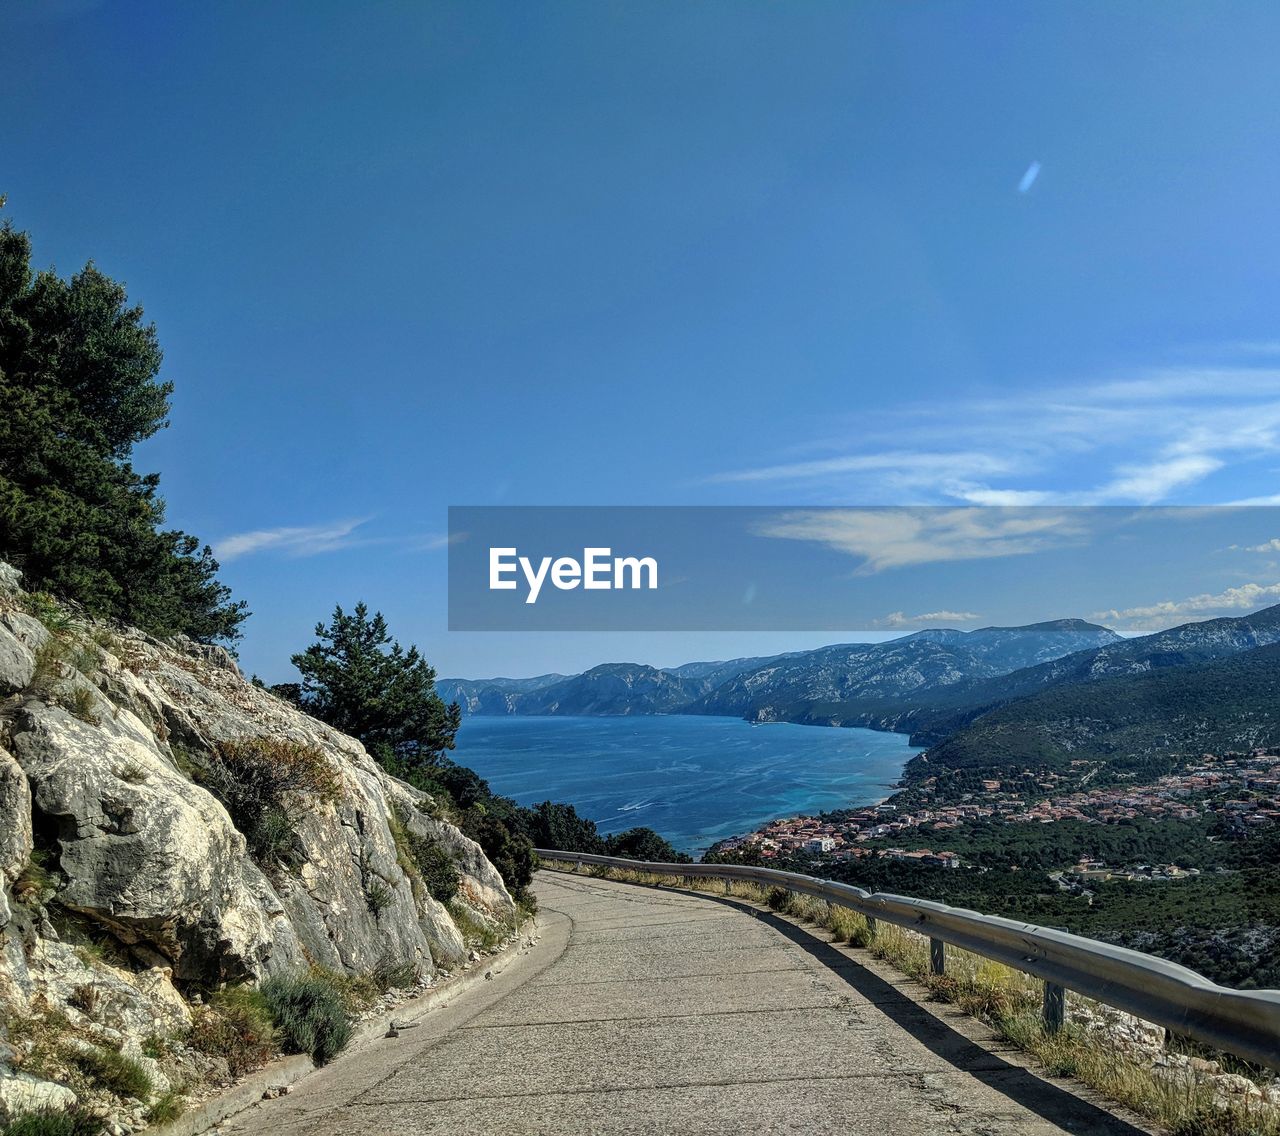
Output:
[[1092, 581, 1280, 632], [874, 609, 981, 629], [753, 507, 1089, 572], [408, 532, 465, 552], [1017, 161, 1041, 193], [1231, 538, 1280, 553], [215, 518, 370, 561], [711, 364, 1280, 507], [215, 520, 460, 561]]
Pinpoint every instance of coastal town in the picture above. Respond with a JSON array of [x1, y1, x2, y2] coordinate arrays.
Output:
[[714, 750, 1280, 873]]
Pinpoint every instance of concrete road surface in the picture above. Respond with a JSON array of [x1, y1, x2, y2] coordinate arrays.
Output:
[[221, 871, 1151, 1136]]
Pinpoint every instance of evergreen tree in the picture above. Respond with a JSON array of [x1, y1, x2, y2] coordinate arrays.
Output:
[[291, 603, 461, 771], [0, 215, 246, 642]]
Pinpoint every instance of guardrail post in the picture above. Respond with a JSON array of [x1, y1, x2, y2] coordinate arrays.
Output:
[[1042, 982, 1065, 1034], [930, 937, 945, 976]]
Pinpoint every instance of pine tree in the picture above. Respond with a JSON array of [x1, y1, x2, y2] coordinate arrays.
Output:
[[291, 603, 461, 771], [0, 215, 246, 642]]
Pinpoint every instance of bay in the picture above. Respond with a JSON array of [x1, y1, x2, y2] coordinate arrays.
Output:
[[451, 714, 923, 857]]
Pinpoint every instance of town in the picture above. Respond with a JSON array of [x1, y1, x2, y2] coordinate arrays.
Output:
[[714, 750, 1280, 872]]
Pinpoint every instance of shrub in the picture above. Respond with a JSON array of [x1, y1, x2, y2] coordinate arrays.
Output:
[[405, 830, 460, 905], [21, 592, 73, 635], [825, 905, 873, 948], [192, 738, 340, 866], [0, 1107, 103, 1136], [30, 638, 70, 688], [68, 1045, 153, 1099], [447, 900, 504, 952], [389, 803, 460, 905], [187, 987, 277, 1077], [320, 957, 416, 1014], [260, 973, 353, 1065], [364, 879, 394, 916], [67, 644, 98, 676], [371, 956, 417, 992], [145, 1091, 185, 1125], [115, 759, 148, 784], [13, 851, 57, 906], [63, 686, 100, 725], [766, 886, 791, 913]]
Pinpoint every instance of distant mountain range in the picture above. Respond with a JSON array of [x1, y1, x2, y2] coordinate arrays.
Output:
[[441, 606, 1280, 791], [439, 621, 1121, 721], [916, 638, 1280, 783]]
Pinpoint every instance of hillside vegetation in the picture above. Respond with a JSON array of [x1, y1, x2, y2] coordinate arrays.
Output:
[[916, 642, 1280, 786]]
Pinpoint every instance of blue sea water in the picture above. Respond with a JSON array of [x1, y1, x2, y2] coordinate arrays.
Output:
[[450, 715, 923, 857]]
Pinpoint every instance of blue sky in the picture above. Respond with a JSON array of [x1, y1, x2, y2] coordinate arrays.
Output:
[[4, 2, 1280, 679]]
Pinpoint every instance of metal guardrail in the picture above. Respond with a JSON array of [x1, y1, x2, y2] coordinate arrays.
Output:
[[536, 849, 1280, 1071]]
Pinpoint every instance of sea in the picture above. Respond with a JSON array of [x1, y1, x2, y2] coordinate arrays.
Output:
[[450, 714, 923, 858]]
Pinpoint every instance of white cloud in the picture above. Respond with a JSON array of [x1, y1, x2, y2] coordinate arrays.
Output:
[[1089, 454, 1225, 504], [711, 364, 1280, 507], [1231, 538, 1280, 553], [409, 532, 464, 551], [875, 610, 981, 629], [710, 450, 1014, 487], [1092, 581, 1280, 632], [753, 507, 1089, 572], [214, 518, 369, 561], [1017, 161, 1041, 194]]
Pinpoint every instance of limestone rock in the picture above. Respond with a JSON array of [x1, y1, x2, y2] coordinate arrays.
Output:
[[1, 611, 49, 656], [0, 558, 516, 1091], [0, 747, 33, 884], [0, 1072, 77, 1122]]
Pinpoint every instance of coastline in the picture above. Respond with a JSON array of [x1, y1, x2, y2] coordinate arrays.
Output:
[[452, 713, 923, 858]]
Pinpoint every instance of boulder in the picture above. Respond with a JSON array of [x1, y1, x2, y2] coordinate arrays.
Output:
[[6, 704, 294, 980], [0, 1071, 77, 1123]]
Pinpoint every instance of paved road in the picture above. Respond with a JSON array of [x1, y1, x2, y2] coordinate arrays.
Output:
[[223, 871, 1150, 1135]]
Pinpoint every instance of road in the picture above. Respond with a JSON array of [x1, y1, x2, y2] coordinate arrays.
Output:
[[221, 870, 1151, 1135]]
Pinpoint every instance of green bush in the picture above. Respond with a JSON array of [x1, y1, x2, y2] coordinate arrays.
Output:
[[68, 1045, 152, 1099], [766, 886, 791, 913], [13, 851, 57, 906], [448, 900, 504, 952], [364, 878, 394, 916], [0, 1107, 103, 1136], [145, 1092, 185, 1125], [192, 738, 341, 866], [187, 986, 277, 1077], [261, 973, 353, 1065], [405, 830, 459, 904]]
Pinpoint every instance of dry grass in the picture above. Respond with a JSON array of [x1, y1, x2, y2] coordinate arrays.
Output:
[[540, 861, 1280, 1136]]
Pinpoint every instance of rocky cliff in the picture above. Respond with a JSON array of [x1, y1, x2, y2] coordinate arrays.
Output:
[[0, 563, 515, 1129]]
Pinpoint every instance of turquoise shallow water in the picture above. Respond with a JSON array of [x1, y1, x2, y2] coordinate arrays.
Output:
[[450, 714, 923, 857]]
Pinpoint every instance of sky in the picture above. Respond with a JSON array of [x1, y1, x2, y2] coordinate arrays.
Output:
[[4, 2, 1280, 680]]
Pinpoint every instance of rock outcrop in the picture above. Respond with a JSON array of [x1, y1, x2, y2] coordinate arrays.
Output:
[[0, 564, 515, 1126]]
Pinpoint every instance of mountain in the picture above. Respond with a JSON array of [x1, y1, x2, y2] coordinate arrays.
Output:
[[437, 606, 1280, 738], [684, 620, 1121, 722], [514, 663, 705, 716], [442, 624, 1119, 721], [664, 654, 797, 687], [895, 604, 1280, 744], [915, 640, 1280, 784], [437, 673, 567, 714], [440, 655, 792, 717]]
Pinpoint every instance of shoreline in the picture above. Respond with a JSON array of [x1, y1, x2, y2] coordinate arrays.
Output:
[[453, 713, 923, 859]]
